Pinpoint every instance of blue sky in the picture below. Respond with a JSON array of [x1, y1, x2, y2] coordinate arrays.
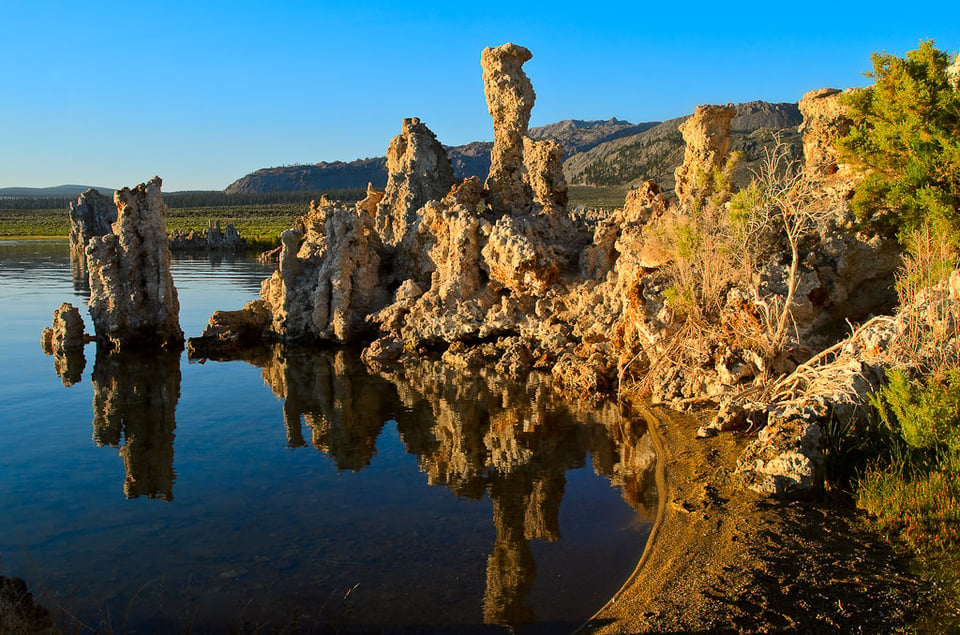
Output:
[[2, 0, 958, 192]]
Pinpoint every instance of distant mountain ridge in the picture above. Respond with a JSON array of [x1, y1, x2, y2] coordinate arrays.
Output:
[[223, 103, 804, 195], [223, 118, 663, 195], [0, 185, 115, 198], [563, 101, 803, 189]]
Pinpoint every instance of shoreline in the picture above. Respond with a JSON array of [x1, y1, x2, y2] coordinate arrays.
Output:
[[580, 403, 939, 634]]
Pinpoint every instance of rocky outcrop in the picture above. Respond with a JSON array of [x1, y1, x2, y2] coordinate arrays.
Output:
[[482, 43, 536, 213], [375, 117, 456, 246], [798, 88, 852, 182], [673, 104, 737, 203], [68, 188, 117, 287], [40, 302, 89, 386], [522, 137, 567, 213], [258, 196, 387, 343], [168, 220, 247, 252], [85, 177, 183, 351]]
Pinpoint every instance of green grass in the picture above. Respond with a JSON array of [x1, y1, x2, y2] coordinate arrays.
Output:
[[0, 204, 308, 247], [567, 185, 630, 210]]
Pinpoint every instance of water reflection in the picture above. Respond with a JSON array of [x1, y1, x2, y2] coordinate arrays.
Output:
[[255, 348, 658, 627], [45, 339, 656, 629], [91, 349, 180, 500]]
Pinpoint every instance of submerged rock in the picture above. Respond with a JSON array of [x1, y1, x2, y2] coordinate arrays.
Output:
[[40, 302, 89, 386], [86, 177, 184, 351]]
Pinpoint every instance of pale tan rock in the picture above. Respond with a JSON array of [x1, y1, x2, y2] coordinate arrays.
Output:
[[356, 182, 385, 218], [481, 214, 559, 295], [522, 137, 567, 212], [482, 43, 535, 213], [85, 177, 183, 351], [375, 117, 455, 245], [798, 88, 851, 180], [68, 188, 117, 288], [260, 199, 388, 343], [673, 104, 737, 203], [40, 302, 88, 386]]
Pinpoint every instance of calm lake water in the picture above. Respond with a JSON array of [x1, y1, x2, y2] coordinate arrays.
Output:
[[0, 240, 657, 633]]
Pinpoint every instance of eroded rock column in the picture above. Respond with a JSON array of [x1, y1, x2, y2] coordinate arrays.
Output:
[[673, 104, 737, 203], [85, 177, 183, 351], [68, 188, 117, 287], [798, 88, 852, 180], [375, 117, 456, 246], [482, 43, 535, 214]]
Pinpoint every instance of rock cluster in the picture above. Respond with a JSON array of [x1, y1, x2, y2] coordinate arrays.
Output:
[[188, 44, 909, 502], [68, 188, 117, 287], [86, 177, 184, 351], [169, 220, 247, 252], [673, 104, 737, 203]]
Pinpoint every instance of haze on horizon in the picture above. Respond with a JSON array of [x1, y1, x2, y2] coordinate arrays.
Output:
[[1, 0, 958, 192]]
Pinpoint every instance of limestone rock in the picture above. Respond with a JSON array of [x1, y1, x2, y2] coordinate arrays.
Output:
[[85, 177, 183, 351], [375, 117, 456, 246], [798, 88, 852, 181], [187, 299, 273, 361], [356, 182, 385, 218], [673, 104, 737, 203], [522, 137, 567, 212], [68, 188, 117, 287], [259, 198, 388, 343], [482, 43, 535, 213], [40, 302, 88, 386], [481, 214, 560, 295], [736, 403, 824, 497], [168, 220, 247, 252]]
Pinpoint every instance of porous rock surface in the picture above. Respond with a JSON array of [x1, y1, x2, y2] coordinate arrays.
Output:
[[673, 104, 737, 203], [190, 43, 908, 502], [68, 188, 117, 286], [376, 117, 456, 246], [85, 177, 183, 351], [482, 43, 536, 214], [40, 302, 88, 386], [798, 88, 853, 183], [257, 196, 388, 343]]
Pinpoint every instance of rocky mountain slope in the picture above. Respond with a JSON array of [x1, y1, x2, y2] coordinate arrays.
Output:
[[563, 101, 803, 189], [223, 103, 801, 195]]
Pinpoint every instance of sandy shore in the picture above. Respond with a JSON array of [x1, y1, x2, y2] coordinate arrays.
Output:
[[578, 405, 940, 634]]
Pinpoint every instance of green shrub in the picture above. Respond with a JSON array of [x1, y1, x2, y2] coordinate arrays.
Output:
[[838, 40, 960, 239], [873, 368, 960, 451]]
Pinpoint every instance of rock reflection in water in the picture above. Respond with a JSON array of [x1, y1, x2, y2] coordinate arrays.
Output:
[[91, 349, 180, 500], [260, 347, 392, 469], [254, 348, 657, 627]]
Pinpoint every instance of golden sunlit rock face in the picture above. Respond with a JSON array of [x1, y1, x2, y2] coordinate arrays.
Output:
[[85, 177, 183, 351]]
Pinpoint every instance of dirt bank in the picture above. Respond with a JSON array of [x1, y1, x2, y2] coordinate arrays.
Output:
[[579, 405, 940, 634]]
